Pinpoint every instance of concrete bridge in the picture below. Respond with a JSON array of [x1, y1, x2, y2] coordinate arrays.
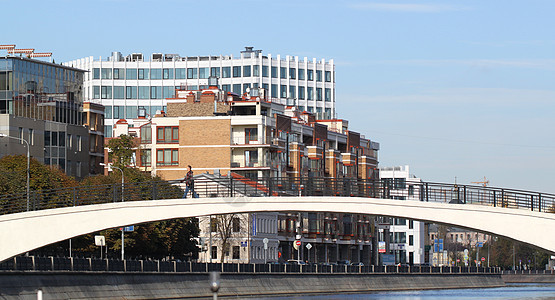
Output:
[[0, 176, 554, 262]]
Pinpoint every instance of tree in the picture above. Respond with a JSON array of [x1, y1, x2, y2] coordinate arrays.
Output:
[[106, 134, 136, 168], [210, 214, 246, 263]]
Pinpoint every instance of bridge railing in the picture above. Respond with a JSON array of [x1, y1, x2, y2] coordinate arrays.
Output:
[[1, 176, 554, 216], [0, 255, 503, 275]]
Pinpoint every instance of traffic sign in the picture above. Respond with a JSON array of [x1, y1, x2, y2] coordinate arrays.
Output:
[[378, 241, 386, 253], [477, 242, 483, 248], [481, 257, 486, 262], [123, 226, 134, 232], [295, 240, 302, 247], [263, 238, 269, 250], [306, 243, 312, 250]]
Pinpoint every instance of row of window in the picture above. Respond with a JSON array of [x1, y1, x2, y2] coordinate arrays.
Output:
[[93, 84, 332, 101], [92, 67, 333, 82]]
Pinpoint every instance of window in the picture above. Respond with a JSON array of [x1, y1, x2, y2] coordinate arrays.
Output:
[[232, 84, 241, 95], [243, 66, 251, 77], [289, 86, 296, 99], [298, 86, 305, 100], [101, 86, 112, 99], [271, 66, 277, 78], [157, 126, 179, 143], [187, 68, 197, 79], [93, 68, 100, 79], [156, 149, 178, 166], [126, 86, 137, 99], [101, 68, 112, 79], [271, 84, 277, 98], [409, 220, 414, 229], [245, 128, 257, 142], [126, 106, 138, 119], [163, 68, 173, 79], [138, 86, 149, 99], [280, 85, 287, 98], [289, 68, 296, 79], [113, 106, 124, 119], [211, 246, 217, 260], [59, 132, 65, 147], [163, 86, 175, 98], [76, 162, 81, 178], [325, 71, 331, 82], [316, 88, 322, 101], [222, 67, 231, 78], [199, 67, 209, 79], [253, 65, 259, 76], [221, 84, 230, 92], [409, 235, 414, 246], [138, 69, 149, 80], [104, 126, 112, 138], [175, 68, 186, 79], [210, 218, 218, 232], [113, 86, 124, 99], [298, 68, 305, 80], [93, 86, 100, 99], [210, 67, 220, 78], [77, 135, 82, 151], [408, 185, 414, 196], [113, 68, 123, 79], [18, 127, 23, 144], [28, 129, 34, 146], [325, 88, 331, 102], [280, 67, 286, 79], [232, 217, 241, 232], [307, 69, 314, 81], [245, 150, 258, 167], [150, 69, 162, 80], [316, 70, 322, 81], [140, 123, 151, 143], [140, 149, 151, 167], [232, 246, 240, 260], [126, 68, 137, 80], [262, 66, 269, 77], [150, 86, 162, 99], [232, 66, 241, 77]]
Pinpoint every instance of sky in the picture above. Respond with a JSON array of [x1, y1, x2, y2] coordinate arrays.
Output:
[[2, 0, 554, 193]]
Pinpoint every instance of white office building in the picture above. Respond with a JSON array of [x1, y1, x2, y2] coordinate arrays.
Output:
[[64, 47, 336, 137], [379, 165, 426, 265]]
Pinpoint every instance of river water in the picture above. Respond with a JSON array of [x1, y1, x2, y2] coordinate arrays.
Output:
[[258, 283, 555, 299]]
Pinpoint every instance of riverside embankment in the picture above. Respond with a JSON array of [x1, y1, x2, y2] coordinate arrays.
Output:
[[0, 272, 505, 299]]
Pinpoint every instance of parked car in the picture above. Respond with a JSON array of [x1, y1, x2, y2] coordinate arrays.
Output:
[[351, 262, 364, 266], [336, 260, 351, 265], [287, 259, 307, 265]]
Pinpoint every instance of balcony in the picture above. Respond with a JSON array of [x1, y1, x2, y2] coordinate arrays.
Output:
[[306, 146, 323, 160], [230, 158, 282, 169], [342, 153, 355, 166], [231, 135, 273, 146]]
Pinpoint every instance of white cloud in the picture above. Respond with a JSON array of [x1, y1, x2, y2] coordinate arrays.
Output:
[[350, 2, 468, 13]]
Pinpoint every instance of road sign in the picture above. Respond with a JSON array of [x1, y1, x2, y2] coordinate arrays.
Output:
[[306, 243, 312, 250], [378, 241, 386, 253], [295, 240, 302, 247], [94, 235, 105, 246], [481, 257, 486, 262], [477, 242, 483, 248], [241, 241, 248, 247], [123, 226, 134, 232], [456, 259, 460, 263]]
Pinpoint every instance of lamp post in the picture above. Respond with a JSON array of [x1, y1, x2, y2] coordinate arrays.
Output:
[[100, 162, 125, 260], [0, 133, 30, 211]]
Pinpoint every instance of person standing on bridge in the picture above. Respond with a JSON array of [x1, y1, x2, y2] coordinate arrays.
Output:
[[182, 165, 199, 198]]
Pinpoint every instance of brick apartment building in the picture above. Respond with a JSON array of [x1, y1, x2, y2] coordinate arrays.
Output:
[[108, 82, 380, 264]]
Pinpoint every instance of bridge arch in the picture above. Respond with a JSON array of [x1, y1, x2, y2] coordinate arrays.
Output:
[[1, 196, 554, 262]]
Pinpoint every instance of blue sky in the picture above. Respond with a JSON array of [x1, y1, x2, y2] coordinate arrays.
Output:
[[2, 0, 554, 192]]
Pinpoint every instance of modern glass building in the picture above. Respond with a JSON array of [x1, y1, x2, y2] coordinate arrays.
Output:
[[64, 47, 336, 137], [0, 55, 102, 177]]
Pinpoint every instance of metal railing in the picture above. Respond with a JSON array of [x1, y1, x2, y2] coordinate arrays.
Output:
[[1, 176, 554, 216], [0, 256, 501, 274]]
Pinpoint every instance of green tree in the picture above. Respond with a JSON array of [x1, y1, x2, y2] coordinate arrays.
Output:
[[106, 134, 136, 168]]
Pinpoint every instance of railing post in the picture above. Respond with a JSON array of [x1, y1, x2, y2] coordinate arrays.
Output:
[[73, 187, 77, 206], [113, 184, 118, 203], [531, 195, 534, 211], [463, 186, 467, 204], [425, 183, 429, 202], [538, 193, 542, 212], [501, 189, 505, 207], [493, 190, 496, 207], [50, 257, 54, 271], [70, 257, 74, 271]]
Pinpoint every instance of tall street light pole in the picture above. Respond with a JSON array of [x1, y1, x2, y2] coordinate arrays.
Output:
[[100, 162, 125, 260], [0, 133, 30, 211]]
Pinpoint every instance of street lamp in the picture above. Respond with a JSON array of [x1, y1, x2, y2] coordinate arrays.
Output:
[[0, 133, 30, 211], [100, 162, 125, 260]]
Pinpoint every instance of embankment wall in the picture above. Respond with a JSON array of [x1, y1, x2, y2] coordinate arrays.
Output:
[[0, 272, 505, 299]]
